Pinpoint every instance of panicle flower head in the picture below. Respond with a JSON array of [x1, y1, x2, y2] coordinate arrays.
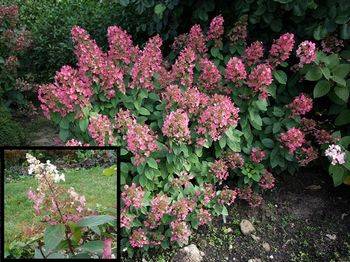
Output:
[[197, 208, 212, 225], [296, 41, 317, 67], [180, 88, 209, 115], [187, 24, 207, 54], [207, 15, 224, 41], [245, 41, 264, 66], [162, 109, 191, 142], [130, 228, 149, 248], [279, 127, 305, 154], [197, 94, 240, 141], [147, 194, 171, 224], [107, 25, 139, 65], [163, 84, 183, 109], [121, 208, 134, 229], [171, 198, 195, 220], [225, 57, 247, 84], [4, 55, 18, 71], [227, 16, 248, 44], [300, 118, 317, 132], [203, 184, 216, 205], [88, 114, 114, 146], [268, 33, 295, 66], [131, 35, 163, 91], [225, 152, 244, 169], [0, 5, 19, 28], [210, 159, 229, 181], [171, 47, 196, 88], [218, 187, 238, 206], [288, 93, 313, 116], [115, 109, 136, 133], [259, 170, 275, 190], [314, 129, 333, 145], [325, 144, 346, 165], [170, 221, 191, 245], [199, 58, 222, 90], [250, 147, 266, 163], [65, 139, 83, 146], [247, 63, 273, 99], [102, 238, 113, 259], [172, 33, 188, 51], [321, 36, 344, 54], [125, 122, 158, 165], [121, 183, 144, 209]]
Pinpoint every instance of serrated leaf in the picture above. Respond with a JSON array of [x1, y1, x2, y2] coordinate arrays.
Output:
[[335, 109, 350, 126], [78, 215, 116, 227], [273, 70, 287, 84], [147, 158, 158, 169], [313, 80, 330, 98], [305, 66, 322, 81], [262, 138, 274, 148], [334, 86, 349, 102], [79, 118, 89, 132], [44, 224, 65, 251]]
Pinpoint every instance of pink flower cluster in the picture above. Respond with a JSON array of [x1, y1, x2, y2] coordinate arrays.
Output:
[[197, 94, 240, 141], [225, 57, 247, 84], [269, 33, 295, 66], [259, 170, 275, 190], [245, 41, 264, 66], [130, 228, 149, 248], [279, 127, 305, 154], [88, 114, 114, 146], [125, 122, 158, 165], [131, 35, 163, 90], [247, 63, 273, 99], [197, 208, 212, 225], [144, 194, 170, 229], [199, 58, 222, 90], [121, 208, 133, 229], [102, 238, 113, 259], [218, 187, 238, 206], [288, 93, 313, 116], [296, 41, 317, 67], [162, 109, 191, 142], [207, 15, 224, 41], [38, 65, 92, 118], [187, 24, 207, 54], [325, 144, 346, 165], [225, 152, 244, 169], [250, 147, 266, 163], [115, 109, 136, 133], [171, 47, 196, 88], [121, 183, 145, 209], [210, 159, 229, 181], [171, 198, 195, 220], [170, 221, 191, 245]]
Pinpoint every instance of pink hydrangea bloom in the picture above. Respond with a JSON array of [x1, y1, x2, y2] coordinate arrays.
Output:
[[325, 144, 346, 165], [187, 24, 207, 54], [259, 170, 275, 190], [296, 41, 317, 67], [171, 198, 195, 220], [211, 159, 229, 181], [199, 58, 222, 90], [207, 15, 224, 41], [150, 194, 170, 222], [65, 139, 83, 146], [130, 228, 149, 248], [225, 57, 247, 84], [269, 33, 295, 66], [247, 63, 273, 98], [102, 238, 112, 259], [121, 208, 133, 229], [314, 129, 333, 145], [171, 47, 196, 88], [125, 122, 158, 165], [250, 147, 266, 163], [197, 94, 240, 141], [121, 183, 144, 209], [170, 221, 191, 245], [245, 41, 264, 66], [131, 35, 163, 90], [107, 25, 139, 65], [162, 109, 191, 142], [88, 114, 114, 146], [203, 184, 216, 205], [115, 109, 136, 133], [180, 88, 209, 115], [288, 93, 313, 116], [225, 152, 244, 169], [197, 208, 212, 225], [279, 127, 305, 154], [218, 187, 238, 206]]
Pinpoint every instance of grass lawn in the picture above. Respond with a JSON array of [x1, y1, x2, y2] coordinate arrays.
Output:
[[4, 166, 116, 245]]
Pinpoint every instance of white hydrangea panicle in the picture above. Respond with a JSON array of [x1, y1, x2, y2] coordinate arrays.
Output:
[[325, 144, 346, 165]]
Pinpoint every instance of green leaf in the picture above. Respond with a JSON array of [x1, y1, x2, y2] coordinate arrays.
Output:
[[79, 118, 89, 132], [313, 80, 330, 98], [273, 122, 281, 134], [118, 0, 129, 7], [154, 3, 166, 17], [81, 240, 104, 253], [313, 25, 327, 40], [101, 165, 117, 176], [333, 64, 350, 78], [329, 165, 345, 186], [59, 118, 70, 129], [334, 86, 349, 102], [335, 109, 350, 126], [44, 224, 65, 251], [147, 158, 158, 169], [305, 66, 322, 81], [78, 215, 116, 227], [59, 128, 70, 142], [139, 107, 150, 116], [273, 70, 287, 84], [262, 138, 274, 148]]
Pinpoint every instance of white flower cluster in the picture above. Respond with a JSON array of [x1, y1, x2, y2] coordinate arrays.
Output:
[[325, 144, 346, 165], [26, 153, 65, 183]]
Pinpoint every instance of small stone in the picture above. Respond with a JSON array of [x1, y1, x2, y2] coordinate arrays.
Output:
[[262, 242, 271, 252], [251, 234, 261, 241], [248, 259, 262, 262], [229, 244, 233, 250], [326, 234, 337, 240], [240, 219, 255, 235], [172, 244, 204, 262]]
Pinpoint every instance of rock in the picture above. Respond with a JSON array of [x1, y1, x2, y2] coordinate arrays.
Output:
[[262, 242, 271, 252], [326, 234, 337, 240], [251, 234, 261, 241], [172, 244, 204, 262], [240, 219, 255, 235], [248, 259, 262, 262]]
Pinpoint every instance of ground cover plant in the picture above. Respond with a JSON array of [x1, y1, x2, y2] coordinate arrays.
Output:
[[4, 151, 117, 259], [35, 11, 350, 259]]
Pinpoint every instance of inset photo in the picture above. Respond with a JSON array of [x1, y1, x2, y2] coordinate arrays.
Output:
[[3, 149, 117, 259]]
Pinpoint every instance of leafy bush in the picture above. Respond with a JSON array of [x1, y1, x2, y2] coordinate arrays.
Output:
[[0, 105, 25, 146], [37, 14, 350, 257]]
